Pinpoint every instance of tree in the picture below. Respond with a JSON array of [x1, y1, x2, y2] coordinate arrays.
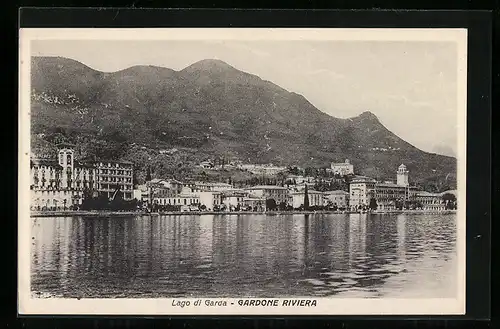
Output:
[[288, 166, 300, 175], [266, 198, 277, 211], [277, 171, 287, 186], [132, 170, 139, 186], [369, 198, 378, 210], [145, 167, 152, 182], [442, 193, 457, 210], [303, 184, 310, 210]]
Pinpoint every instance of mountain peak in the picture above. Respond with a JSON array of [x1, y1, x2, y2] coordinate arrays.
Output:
[[358, 111, 379, 120], [113, 65, 176, 77], [182, 59, 236, 72]]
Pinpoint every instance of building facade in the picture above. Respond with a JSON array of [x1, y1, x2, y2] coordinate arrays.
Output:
[[244, 185, 289, 204], [349, 176, 376, 210], [373, 182, 417, 210], [324, 190, 349, 209], [147, 179, 182, 198], [221, 190, 248, 210], [153, 194, 200, 208], [198, 191, 223, 210], [95, 161, 134, 200], [30, 148, 100, 210], [415, 191, 445, 211], [290, 190, 324, 209], [243, 197, 266, 211], [31, 147, 135, 210], [349, 165, 419, 211], [30, 157, 76, 210], [329, 159, 354, 176]]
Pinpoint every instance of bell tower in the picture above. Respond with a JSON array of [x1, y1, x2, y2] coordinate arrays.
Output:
[[397, 164, 409, 186], [58, 148, 74, 188]]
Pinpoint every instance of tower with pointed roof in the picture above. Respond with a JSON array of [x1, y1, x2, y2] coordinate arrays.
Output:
[[58, 148, 74, 188], [397, 164, 409, 187]]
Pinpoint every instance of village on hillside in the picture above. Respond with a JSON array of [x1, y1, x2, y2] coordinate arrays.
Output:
[[30, 145, 457, 214]]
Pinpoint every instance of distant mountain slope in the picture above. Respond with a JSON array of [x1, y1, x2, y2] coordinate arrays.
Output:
[[30, 56, 457, 189]]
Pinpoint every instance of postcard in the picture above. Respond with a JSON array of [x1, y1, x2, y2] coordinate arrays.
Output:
[[19, 27, 467, 315]]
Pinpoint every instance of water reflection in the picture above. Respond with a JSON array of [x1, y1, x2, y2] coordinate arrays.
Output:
[[31, 213, 457, 298]]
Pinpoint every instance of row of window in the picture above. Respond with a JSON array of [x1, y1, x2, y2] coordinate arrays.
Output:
[[34, 198, 72, 205], [99, 184, 132, 190], [155, 198, 200, 205], [99, 169, 132, 176], [33, 164, 132, 173], [98, 163, 132, 168], [34, 189, 81, 196], [100, 177, 132, 183]]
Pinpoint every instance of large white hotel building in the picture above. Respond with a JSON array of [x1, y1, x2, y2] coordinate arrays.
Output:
[[30, 146, 134, 210]]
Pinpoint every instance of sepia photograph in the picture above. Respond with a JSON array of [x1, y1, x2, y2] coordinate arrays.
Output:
[[18, 28, 467, 315]]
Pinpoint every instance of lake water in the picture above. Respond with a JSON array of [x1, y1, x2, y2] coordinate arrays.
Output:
[[30, 213, 457, 298]]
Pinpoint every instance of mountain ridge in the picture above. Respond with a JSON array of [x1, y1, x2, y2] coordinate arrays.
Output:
[[30, 56, 456, 190]]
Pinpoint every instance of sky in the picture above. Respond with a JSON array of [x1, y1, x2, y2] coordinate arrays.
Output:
[[31, 39, 459, 156]]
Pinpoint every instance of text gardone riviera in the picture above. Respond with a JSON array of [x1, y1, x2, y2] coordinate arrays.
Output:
[[239, 299, 317, 307], [172, 299, 318, 307]]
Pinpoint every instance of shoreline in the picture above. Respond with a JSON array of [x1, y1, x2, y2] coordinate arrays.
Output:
[[30, 209, 457, 218]]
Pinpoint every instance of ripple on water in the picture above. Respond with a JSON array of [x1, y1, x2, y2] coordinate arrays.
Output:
[[195, 263, 212, 269], [320, 272, 345, 279], [303, 278, 326, 286]]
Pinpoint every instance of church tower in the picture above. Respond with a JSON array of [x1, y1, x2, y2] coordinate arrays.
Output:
[[58, 148, 74, 188], [396, 164, 409, 186]]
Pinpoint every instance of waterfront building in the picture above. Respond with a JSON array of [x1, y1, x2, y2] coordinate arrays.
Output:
[[198, 191, 223, 210], [415, 191, 445, 211], [328, 159, 354, 176], [30, 148, 99, 210], [323, 190, 349, 209], [349, 176, 376, 210], [221, 189, 248, 210], [348, 165, 418, 211], [373, 182, 417, 210], [243, 197, 266, 211], [31, 147, 135, 210], [290, 189, 324, 209], [136, 184, 150, 203], [153, 193, 200, 208], [30, 158, 78, 210], [372, 164, 417, 210], [57, 148, 99, 190], [31, 158, 63, 190], [244, 185, 289, 204], [132, 188, 142, 201], [95, 160, 134, 200]]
